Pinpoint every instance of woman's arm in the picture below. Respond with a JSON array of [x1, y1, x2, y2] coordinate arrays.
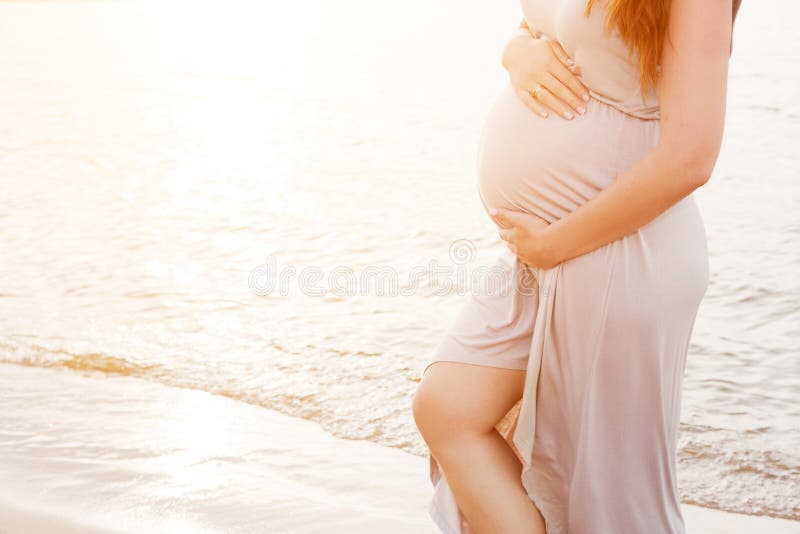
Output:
[[493, 0, 733, 268]]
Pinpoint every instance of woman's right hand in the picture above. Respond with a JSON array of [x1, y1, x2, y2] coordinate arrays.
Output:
[[501, 30, 591, 120]]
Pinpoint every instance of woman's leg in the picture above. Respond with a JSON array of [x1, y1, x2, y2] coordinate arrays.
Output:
[[412, 361, 546, 534]]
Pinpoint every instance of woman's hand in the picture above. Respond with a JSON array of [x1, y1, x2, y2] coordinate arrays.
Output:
[[490, 208, 563, 270], [502, 30, 591, 120]]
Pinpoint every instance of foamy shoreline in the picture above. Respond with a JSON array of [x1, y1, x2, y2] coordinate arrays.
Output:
[[0, 365, 796, 534]]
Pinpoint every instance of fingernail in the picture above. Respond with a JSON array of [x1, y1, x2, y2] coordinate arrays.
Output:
[[564, 111, 574, 120], [540, 111, 548, 118], [582, 93, 590, 101], [567, 58, 575, 65], [489, 208, 498, 216], [577, 106, 585, 114]]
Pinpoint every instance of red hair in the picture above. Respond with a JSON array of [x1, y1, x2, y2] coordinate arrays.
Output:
[[586, 0, 742, 96]]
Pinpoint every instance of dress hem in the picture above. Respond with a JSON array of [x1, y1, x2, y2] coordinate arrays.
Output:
[[422, 356, 530, 379]]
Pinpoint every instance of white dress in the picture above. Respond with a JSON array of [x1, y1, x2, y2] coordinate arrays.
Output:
[[421, 0, 710, 532]]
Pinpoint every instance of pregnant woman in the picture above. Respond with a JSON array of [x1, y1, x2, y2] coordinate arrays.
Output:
[[413, 0, 742, 533]]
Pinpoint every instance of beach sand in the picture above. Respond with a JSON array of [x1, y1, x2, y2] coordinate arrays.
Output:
[[0, 364, 797, 534]]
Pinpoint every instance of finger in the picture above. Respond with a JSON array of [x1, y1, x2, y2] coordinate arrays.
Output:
[[499, 232, 516, 253], [491, 207, 532, 229], [515, 88, 549, 118], [545, 41, 591, 105], [490, 208, 514, 229], [547, 40, 574, 68], [549, 62, 590, 106], [497, 227, 514, 242], [533, 82, 577, 120], [545, 71, 586, 118]]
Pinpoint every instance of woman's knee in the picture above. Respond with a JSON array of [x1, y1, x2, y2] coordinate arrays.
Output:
[[411, 378, 453, 446], [412, 361, 523, 448]]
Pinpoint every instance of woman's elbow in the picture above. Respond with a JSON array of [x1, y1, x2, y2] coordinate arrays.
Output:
[[686, 152, 718, 187], [661, 141, 721, 188]]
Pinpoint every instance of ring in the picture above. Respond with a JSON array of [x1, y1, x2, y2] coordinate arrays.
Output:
[[532, 84, 544, 99]]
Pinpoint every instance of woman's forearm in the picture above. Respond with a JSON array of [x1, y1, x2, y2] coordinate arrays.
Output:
[[546, 144, 713, 263]]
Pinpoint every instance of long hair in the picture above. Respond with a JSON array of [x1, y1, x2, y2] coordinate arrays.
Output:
[[586, 0, 742, 96]]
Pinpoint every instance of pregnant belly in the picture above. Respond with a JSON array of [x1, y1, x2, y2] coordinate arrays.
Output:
[[476, 84, 660, 223]]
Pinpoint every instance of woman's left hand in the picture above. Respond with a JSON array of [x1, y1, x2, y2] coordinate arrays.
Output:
[[490, 208, 563, 270]]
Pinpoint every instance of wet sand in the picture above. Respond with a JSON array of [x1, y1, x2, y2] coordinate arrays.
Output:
[[0, 365, 797, 534]]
